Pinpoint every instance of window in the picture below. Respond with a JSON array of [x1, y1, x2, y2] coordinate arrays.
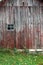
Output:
[[7, 24, 14, 31]]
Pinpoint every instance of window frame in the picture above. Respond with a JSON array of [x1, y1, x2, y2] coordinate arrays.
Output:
[[6, 24, 15, 31]]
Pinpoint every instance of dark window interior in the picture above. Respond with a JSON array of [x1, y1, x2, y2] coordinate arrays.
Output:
[[7, 24, 14, 30]]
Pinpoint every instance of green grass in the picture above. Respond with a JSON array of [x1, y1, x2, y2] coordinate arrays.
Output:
[[0, 51, 43, 65]]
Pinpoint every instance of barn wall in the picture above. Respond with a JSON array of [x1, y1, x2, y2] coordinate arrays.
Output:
[[0, 0, 43, 49]]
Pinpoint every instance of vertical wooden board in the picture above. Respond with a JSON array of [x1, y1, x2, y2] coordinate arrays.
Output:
[[19, 7, 26, 49], [27, 7, 31, 49], [0, 7, 5, 48], [32, 7, 37, 49], [29, 7, 33, 49], [25, 7, 29, 49], [32, 6, 40, 49], [0, 13, 2, 47], [15, 7, 20, 48], [40, 6, 43, 49], [19, 7, 23, 48]]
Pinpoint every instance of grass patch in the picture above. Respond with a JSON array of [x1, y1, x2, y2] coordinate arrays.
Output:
[[0, 50, 43, 65]]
